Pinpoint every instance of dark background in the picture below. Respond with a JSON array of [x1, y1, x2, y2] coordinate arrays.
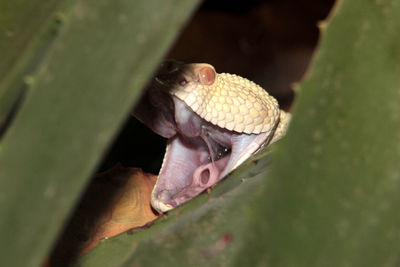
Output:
[[97, 0, 335, 175]]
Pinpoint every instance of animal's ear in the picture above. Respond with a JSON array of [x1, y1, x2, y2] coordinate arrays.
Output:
[[198, 66, 216, 86]]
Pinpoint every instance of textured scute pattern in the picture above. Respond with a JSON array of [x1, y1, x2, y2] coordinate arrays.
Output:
[[172, 73, 280, 134], [271, 110, 291, 144]]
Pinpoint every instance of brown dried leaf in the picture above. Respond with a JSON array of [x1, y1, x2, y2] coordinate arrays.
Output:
[[49, 165, 157, 265]]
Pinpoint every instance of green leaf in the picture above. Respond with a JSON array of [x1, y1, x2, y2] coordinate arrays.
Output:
[[78, 0, 400, 266], [0, 0, 67, 128], [0, 0, 199, 266], [262, 0, 400, 265]]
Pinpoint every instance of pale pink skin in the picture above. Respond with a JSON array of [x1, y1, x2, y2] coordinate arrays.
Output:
[[133, 62, 273, 212]]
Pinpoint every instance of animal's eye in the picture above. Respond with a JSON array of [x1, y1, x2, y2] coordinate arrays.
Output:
[[179, 78, 188, 86], [198, 66, 216, 86]]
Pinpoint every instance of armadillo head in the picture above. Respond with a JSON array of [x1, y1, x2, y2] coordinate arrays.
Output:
[[133, 61, 280, 212]]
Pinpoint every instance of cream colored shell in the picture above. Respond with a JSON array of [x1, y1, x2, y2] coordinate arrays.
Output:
[[172, 72, 280, 134]]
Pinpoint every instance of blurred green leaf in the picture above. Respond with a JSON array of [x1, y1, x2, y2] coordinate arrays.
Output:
[[0, 0, 199, 266], [0, 0, 66, 128], [78, 0, 400, 266], [262, 0, 400, 266]]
